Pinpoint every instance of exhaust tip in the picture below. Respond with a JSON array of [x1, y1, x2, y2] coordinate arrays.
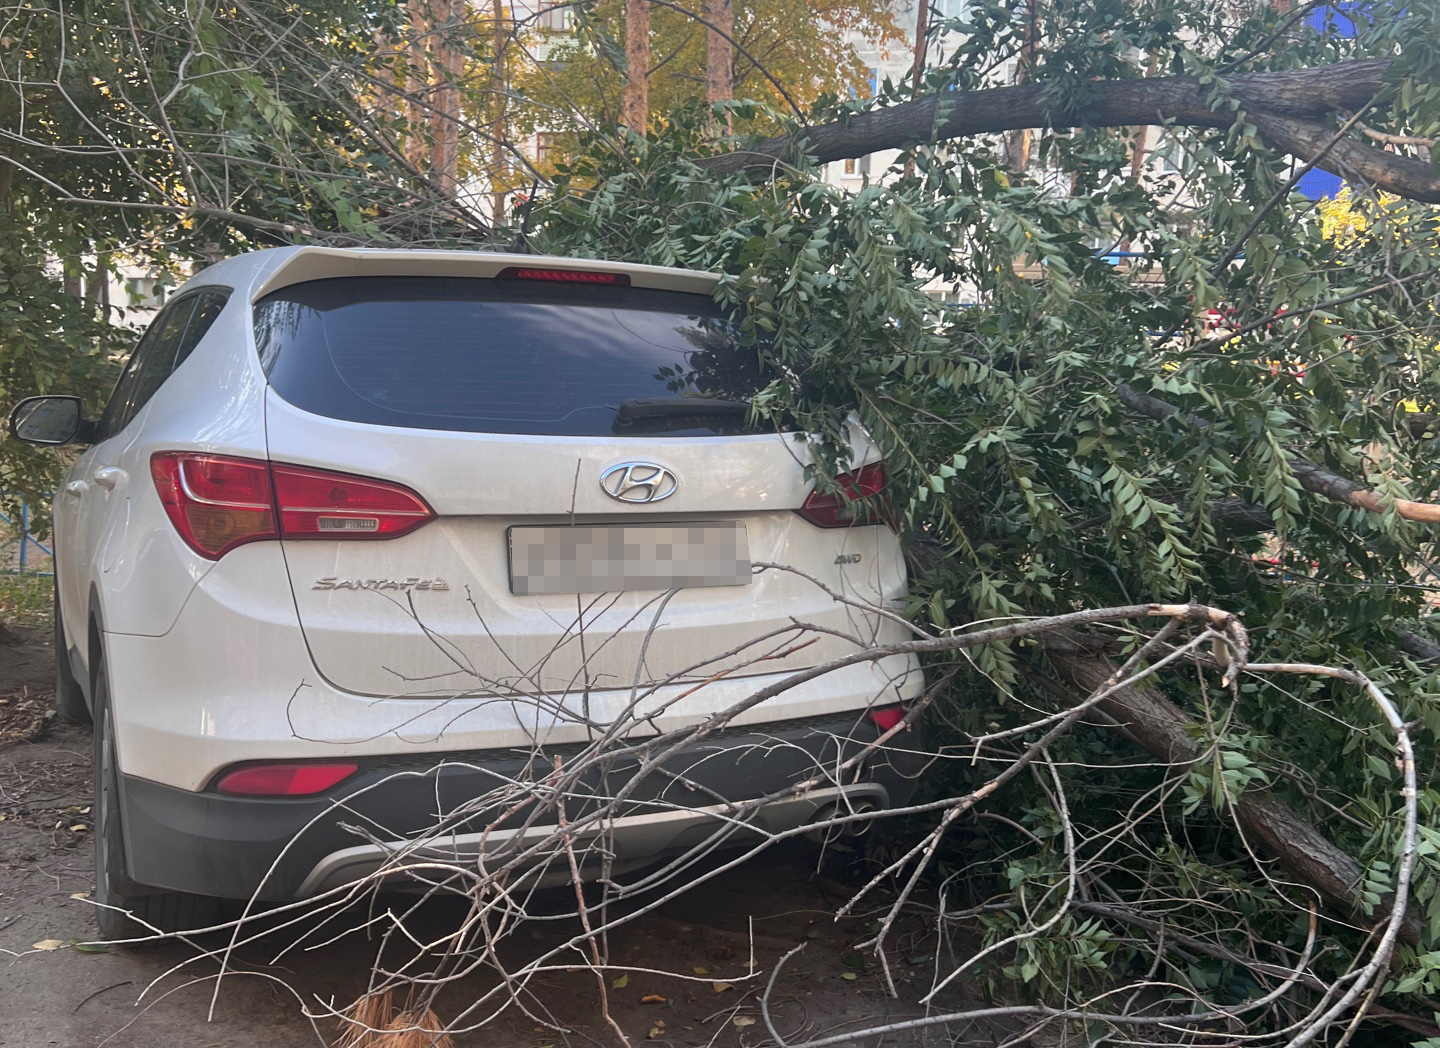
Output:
[[805, 798, 880, 845]]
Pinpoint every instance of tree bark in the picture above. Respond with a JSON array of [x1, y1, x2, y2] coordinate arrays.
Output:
[[622, 0, 650, 134], [1042, 638, 1421, 944], [403, 0, 462, 194], [491, 0, 508, 220], [909, 0, 929, 96], [404, 0, 427, 173], [431, 0, 463, 196], [1397, 630, 1440, 665], [1005, 0, 1038, 173], [699, 58, 1440, 203], [704, 0, 732, 131]]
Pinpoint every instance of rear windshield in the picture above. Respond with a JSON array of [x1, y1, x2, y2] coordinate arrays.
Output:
[[254, 276, 777, 437]]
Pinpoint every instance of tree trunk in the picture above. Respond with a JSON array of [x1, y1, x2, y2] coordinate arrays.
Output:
[[704, 0, 732, 131], [84, 257, 109, 314], [61, 256, 81, 300], [404, 0, 431, 173], [698, 58, 1440, 203], [622, 0, 650, 134], [492, 0, 508, 221], [1042, 637, 1421, 944], [431, 0, 463, 196], [402, 0, 461, 194], [909, 0, 929, 95], [1004, 0, 1038, 173]]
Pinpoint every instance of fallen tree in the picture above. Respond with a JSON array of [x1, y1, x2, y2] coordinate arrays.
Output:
[[104, 599, 1425, 1047], [1116, 382, 1440, 524], [1041, 634, 1421, 943], [699, 58, 1440, 203], [11, 0, 1440, 1041]]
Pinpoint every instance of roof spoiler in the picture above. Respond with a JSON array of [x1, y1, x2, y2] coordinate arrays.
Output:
[[249, 247, 721, 303]]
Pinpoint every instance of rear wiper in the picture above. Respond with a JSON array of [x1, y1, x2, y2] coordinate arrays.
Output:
[[614, 397, 751, 423]]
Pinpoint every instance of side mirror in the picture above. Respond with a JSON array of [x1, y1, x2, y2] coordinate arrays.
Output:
[[10, 395, 92, 446]]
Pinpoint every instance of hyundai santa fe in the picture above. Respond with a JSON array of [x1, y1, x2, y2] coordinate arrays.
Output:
[[10, 248, 924, 939]]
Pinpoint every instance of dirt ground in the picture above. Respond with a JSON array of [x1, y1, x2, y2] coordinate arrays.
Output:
[[0, 629, 988, 1048]]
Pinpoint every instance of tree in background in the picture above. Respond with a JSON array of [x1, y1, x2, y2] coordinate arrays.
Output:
[[402, 0, 468, 193], [0, 0, 495, 528], [506, 0, 901, 164], [705, 0, 735, 127], [622, 0, 651, 132]]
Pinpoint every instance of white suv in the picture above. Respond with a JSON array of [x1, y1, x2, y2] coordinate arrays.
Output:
[[10, 248, 923, 938]]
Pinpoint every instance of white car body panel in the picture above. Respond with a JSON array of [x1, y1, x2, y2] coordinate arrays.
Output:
[[266, 391, 906, 698], [49, 245, 923, 801], [60, 285, 269, 644], [105, 543, 921, 791]]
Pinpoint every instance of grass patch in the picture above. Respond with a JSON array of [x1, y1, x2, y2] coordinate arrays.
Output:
[[0, 573, 53, 630]]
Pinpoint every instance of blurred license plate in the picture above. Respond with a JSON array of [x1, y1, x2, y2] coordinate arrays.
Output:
[[508, 523, 750, 596]]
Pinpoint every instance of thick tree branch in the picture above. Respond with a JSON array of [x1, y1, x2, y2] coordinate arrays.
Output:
[[699, 59, 1440, 202], [1207, 495, 1280, 533], [1042, 639, 1422, 944], [1397, 629, 1440, 665], [1115, 383, 1440, 523], [1251, 110, 1440, 203]]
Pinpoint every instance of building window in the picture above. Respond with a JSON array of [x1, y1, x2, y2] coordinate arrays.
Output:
[[841, 154, 870, 178], [538, 3, 570, 30], [125, 275, 166, 308], [535, 132, 559, 168]]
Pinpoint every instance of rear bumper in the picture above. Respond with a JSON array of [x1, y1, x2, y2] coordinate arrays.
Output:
[[297, 783, 884, 897], [103, 540, 924, 792], [119, 711, 925, 902]]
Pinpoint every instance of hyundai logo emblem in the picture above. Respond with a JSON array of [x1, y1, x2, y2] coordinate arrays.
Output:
[[600, 462, 678, 504]]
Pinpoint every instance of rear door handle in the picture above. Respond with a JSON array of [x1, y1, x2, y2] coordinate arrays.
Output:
[[91, 467, 126, 491], [63, 480, 88, 497]]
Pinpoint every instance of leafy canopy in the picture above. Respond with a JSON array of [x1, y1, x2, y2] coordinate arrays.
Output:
[[505, 0, 901, 148], [525, 0, 1440, 1023]]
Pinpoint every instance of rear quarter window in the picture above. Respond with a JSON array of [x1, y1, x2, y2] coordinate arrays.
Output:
[[254, 276, 779, 437]]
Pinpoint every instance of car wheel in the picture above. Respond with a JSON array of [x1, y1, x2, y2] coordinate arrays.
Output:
[[92, 658, 224, 941], [52, 586, 89, 725]]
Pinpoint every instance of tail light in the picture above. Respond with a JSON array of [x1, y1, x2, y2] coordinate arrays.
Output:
[[495, 266, 630, 285], [796, 462, 893, 529], [152, 453, 277, 559], [214, 761, 359, 796], [866, 705, 907, 732], [152, 452, 434, 560], [271, 464, 433, 538]]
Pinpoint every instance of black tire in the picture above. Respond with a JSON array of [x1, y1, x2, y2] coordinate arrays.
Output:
[[92, 659, 224, 941], [52, 585, 89, 725]]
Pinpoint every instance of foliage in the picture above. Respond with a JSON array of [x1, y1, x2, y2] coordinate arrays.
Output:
[[521, 0, 1440, 1031], [0, 0, 486, 520], [0, 572, 55, 630], [0, 233, 124, 534]]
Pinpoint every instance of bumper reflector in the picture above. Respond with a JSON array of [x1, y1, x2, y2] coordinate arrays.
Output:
[[214, 762, 359, 796], [866, 706, 906, 732]]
